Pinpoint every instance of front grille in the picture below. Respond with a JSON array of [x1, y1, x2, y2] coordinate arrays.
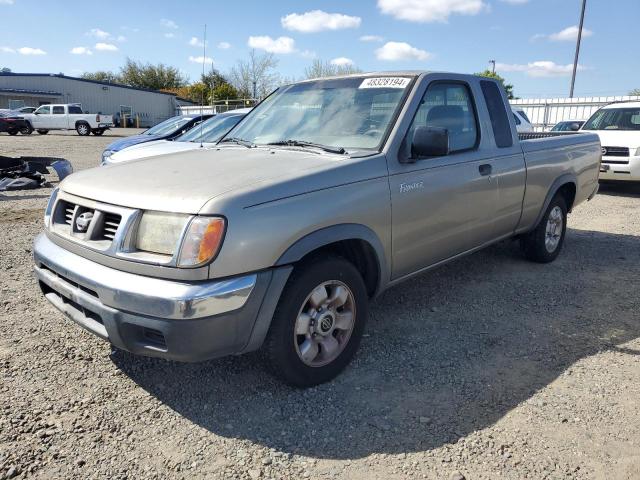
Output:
[[53, 200, 123, 245], [64, 203, 75, 225], [602, 146, 630, 157], [100, 213, 122, 241]]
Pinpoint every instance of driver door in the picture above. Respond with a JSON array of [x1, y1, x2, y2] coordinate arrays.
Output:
[[32, 105, 52, 128]]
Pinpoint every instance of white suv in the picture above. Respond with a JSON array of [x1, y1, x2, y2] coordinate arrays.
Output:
[[581, 101, 640, 182], [511, 107, 533, 133]]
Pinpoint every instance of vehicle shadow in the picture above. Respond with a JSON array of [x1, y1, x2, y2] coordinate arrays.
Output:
[[598, 181, 640, 198], [111, 228, 640, 459]]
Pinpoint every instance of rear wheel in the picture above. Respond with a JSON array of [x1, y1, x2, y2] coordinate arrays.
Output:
[[265, 256, 368, 387], [521, 194, 567, 263], [37, 129, 49, 135], [76, 122, 90, 136]]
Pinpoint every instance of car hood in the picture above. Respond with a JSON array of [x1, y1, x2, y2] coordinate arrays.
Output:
[[582, 130, 640, 148], [105, 134, 162, 152], [108, 140, 211, 163], [60, 146, 359, 214]]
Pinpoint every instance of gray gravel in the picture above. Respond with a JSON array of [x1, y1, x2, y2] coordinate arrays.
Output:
[[1, 132, 640, 479]]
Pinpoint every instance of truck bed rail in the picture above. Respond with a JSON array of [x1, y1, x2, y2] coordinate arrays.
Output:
[[518, 131, 583, 140]]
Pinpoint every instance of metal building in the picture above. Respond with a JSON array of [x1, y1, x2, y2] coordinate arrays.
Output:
[[0, 72, 195, 127]]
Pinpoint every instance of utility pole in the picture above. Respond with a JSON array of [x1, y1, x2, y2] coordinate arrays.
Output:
[[489, 60, 496, 74], [570, 0, 587, 98]]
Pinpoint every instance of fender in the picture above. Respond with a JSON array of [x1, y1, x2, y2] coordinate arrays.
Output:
[[275, 223, 390, 295], [530, 173, 577, 231]]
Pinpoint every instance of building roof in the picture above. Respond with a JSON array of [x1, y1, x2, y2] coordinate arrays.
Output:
[[0, 72, 180, 97], [0, 87, 62, 96]]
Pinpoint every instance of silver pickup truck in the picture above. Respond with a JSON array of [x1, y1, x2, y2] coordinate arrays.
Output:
[[33, 72, 601, 387]]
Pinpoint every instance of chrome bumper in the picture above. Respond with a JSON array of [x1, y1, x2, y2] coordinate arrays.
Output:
[[33, 232, 276, 362]]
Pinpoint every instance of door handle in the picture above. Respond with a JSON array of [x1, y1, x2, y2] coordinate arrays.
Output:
[[479, 164, 492, 176]]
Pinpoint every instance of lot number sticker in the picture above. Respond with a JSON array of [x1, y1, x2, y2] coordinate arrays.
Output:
[[359, 77, 410, 89]]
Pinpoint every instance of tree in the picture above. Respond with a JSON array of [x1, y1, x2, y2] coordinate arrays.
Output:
[[304, 59, 362, 79], [81, 70, 121, 83], [201, 67, 228, 90], [119, 58, 187, 90], [630, 89, 640, 96], [211, 82, 238, 100], [475, 69, 515, 99], [229, 50, 279, 99]]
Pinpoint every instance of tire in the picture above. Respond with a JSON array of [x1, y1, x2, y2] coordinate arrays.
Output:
[[521, 194, 567, 263], [265, 255, 369, 388], [37, 129, 49, 135], [7, 129, 18, 136], [20, 124, 33, 135], [76, 122, 90, 136], [92, 129, 105, 136]]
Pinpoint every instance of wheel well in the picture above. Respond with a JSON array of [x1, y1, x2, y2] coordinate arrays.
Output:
[[299, 239, 380, 298], [557, 182, 577, 211], [75, 120, 89, 127]]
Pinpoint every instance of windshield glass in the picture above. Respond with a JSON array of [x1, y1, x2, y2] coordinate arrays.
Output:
[[583, 108, 640, 131], [224, 76, 414, 150], [145, 116, 192, 136], [178, 114, 244, 143]]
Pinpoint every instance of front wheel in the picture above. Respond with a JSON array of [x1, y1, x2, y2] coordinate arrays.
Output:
[[76, 122, 90, 136], [520, 194, 567, 263], [265, 256, 369, 387], [20, 124, 33, 135]]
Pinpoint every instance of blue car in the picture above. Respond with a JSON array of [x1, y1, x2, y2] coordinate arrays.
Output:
[[102, 114, 213, 162]]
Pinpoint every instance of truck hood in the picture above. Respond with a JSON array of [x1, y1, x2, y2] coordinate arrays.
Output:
[[105, 134, 162, 152], [60, 146, 356, 214], [583, 130, 640, 149], [108, 139, 213, 163]]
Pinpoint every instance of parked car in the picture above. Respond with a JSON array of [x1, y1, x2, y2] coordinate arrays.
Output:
[[551, 120, 584, 132], [581, 101, 640, 182], [34, 72, 600, 387], [101, 114, 213, 160], [0, 110, 33, 135], [24, 104, 113, 136], [101, 109, 250, 165], [511, 107, 533, 132]]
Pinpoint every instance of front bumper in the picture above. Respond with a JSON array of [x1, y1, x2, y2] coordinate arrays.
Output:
[[33, 232, 286, 361], [599, 155, 640, 182]]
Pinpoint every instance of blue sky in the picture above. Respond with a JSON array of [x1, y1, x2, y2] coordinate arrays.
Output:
[[1, 0, 638, 98]]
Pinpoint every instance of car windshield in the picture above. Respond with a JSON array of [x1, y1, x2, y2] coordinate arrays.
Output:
[[224, 76, 414, 151], [145, 116, 192, 136], [583, 108, 640, 131], [178, 114, 244, 143]]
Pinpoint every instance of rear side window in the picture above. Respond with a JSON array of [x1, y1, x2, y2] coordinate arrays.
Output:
[[480, 80, 513, 148], [52, 106, 65, 114], [68, 105, 83, 114]]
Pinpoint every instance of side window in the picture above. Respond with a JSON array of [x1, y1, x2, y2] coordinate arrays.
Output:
[[408, 82, 478, 153], [68, 105, 83, 114], [52, 106, 65, 114], [513, 113, 521, 125], [480, 80, 513, 148], [36, 105, 51, 115]]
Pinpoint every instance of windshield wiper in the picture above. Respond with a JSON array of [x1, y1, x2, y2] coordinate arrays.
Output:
[[219, 137, 256, 148], [267, 139, 346, 155]]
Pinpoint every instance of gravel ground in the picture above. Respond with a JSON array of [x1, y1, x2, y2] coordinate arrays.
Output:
[[1, 132, 640, 480]]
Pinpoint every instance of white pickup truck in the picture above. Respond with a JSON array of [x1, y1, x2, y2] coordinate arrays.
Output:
[[26, 104, 113, 136]]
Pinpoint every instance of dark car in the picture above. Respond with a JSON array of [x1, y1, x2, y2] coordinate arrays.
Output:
[[102, 114, 213, 158], [551, 120, 584, 132], [0, 111, 33, 135]]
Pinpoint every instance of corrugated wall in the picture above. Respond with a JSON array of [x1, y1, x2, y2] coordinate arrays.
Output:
[[511, 95, 640, 131]]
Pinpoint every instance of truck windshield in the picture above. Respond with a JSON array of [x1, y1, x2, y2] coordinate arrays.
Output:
[[145, 116, 192, 136], [178, 114, 244, 143], [583, 108, 640, 131], [224, 76, 414, 151]]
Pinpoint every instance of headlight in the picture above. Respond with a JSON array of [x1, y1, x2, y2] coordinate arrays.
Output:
[[44, 187, 59, 228], [177, 217, 226, 267], [135, 211, 190, 255]]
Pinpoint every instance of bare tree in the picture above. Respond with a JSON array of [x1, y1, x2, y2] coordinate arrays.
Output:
[[304, 59, 362, 79], [630, 88, 640, 96], [229, 50, 279, 99]]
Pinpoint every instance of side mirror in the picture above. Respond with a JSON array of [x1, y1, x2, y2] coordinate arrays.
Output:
[[411, 126, 449, 160], [34, 111, 40, 115]]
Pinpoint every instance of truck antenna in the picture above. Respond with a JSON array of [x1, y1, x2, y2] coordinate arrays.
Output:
[[199, 24, 207, 148]]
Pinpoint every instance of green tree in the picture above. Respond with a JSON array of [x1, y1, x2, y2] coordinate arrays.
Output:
[[630, 88, 640, 96], [211, 82, 238, 100], [475, 69, 515, 99], [80, 70, 121, 83], [119, 58, 187, 90], [304, 59, 362, 79]]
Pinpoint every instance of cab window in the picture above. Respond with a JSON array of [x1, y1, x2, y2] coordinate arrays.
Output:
[[68, 105, 83, 114], [52, 106, 65, 114], [36, 105, 51, 114]]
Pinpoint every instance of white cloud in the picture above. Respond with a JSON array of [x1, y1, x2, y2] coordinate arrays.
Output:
[[378, 0, 487, 23], [1, 46, 16, 53], [217, 41, 231, 49], [549, 25, 593, 42], [164, 33, 175, 39], [189, 37, 206, 48], [496, 61, 584, 77], [160, 18, 178, 29], [375, 41, 431, 61], [18, 47, 46, 55], [188, 55, 214, 65], [248, 36, 296, 54], [0, 0, 15, 4], [300, 49, 316, 59], [281, 10, 361, 33], [88, 28, 110, 39], [116, 35, 126, 42], [95, 42, 118, 52], [360, 35, 384, 42], [70, 47, 92, 55], [330, 57, 354, 66]]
